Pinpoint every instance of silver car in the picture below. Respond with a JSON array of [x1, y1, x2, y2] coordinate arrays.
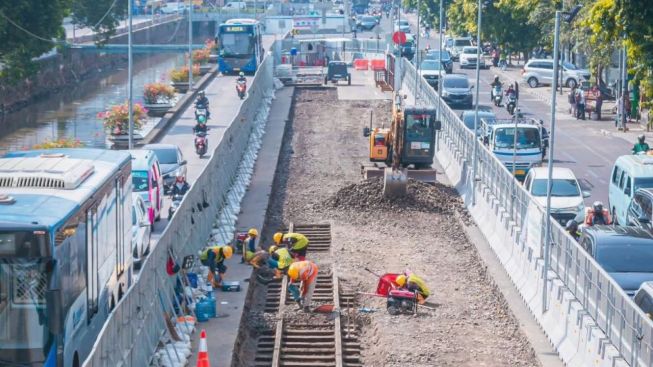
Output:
[[521, 59, 590, 89], [143, 143, 187, 193], [132, 194, 151, 268]]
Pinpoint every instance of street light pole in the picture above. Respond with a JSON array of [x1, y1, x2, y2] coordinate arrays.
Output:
[[128, 0, 134, 149], [471, 0, 481, 205], [188, 0, 193, 92], [437, 0, 443, 121], [414, 0, 421, 103], [543, 10, 561, 314]]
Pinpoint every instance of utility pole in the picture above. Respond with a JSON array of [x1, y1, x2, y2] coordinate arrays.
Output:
[[437, 0, 443, 121], [414, 0, 421, 103], [621, 41, 628, 129], [188, 0, 193, 92], [470, 0, 481, 205], [128, 0, 134, 149]]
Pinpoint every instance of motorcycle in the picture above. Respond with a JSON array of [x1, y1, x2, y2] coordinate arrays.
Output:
[[194, 131, 208, 158], [168, 193, 184, 219], [506, 93, 517, 115], [236, 80, 247, 100], [492, 85, 503, 107], [194, 102, 209, 120]]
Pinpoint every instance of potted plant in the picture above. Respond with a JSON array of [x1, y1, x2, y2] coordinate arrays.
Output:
[[143, 82, 176, 116], [98, 102, 148, 136], [170, 64, 200, 93], [32, 138, 84, 150], [193, 48, 212, 74]]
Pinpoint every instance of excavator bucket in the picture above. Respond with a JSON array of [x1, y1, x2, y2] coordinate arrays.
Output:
[[383, 168, 408, 198]]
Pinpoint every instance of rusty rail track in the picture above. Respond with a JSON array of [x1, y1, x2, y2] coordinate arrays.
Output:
[[253, 222, 362, 367]]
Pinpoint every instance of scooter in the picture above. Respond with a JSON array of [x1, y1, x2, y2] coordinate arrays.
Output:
[[194, 131, 208, 158], [492, 85, 503, 107], [168, 193, 184, 219], [236, 80, 247, 100], [506, 93, 517, 115], [195, 103, 209, 120]]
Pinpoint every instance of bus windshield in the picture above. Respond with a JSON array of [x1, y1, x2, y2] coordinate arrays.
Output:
[[132, 170, 149, 192], [219, 32, 253, 56], [0, 251, 53, 365], [494, 127, 540, 149]]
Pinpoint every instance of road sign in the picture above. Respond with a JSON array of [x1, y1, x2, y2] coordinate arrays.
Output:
[[392, 31, 406, 45]]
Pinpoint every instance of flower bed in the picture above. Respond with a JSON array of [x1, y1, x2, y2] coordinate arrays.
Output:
[[98, 102, 148, 135]]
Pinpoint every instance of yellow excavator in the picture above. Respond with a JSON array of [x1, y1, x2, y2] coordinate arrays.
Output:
[[362, 94, 440, 197]]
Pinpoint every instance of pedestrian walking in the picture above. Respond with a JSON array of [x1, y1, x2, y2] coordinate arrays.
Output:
[[576, 88, 586, 120], [568, 86, 577, 117]]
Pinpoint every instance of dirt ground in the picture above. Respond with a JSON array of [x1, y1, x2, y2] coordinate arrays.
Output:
[[262, 87, 541, 367]]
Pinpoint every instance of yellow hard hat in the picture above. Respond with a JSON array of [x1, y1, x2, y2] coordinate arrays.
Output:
[[287, 263, 300, 280], [248, 228, 259, 237], [268, 245, 278, 254], [222, 246, 233, 259], [395, 275, 407, 287], [273, 232, 283, 244]]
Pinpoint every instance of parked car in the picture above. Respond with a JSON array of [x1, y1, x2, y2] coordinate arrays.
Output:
[[394, 19, 411, 33], [579, 226, 653, 296], [441, 74, 473, 109], [521, 59, 591, 89], [222, 1, 247, 10], [634, 282, 653, 318], [627, 188, 653, 234], [357, 15, 377, 30], [459, 46, 487, 69], [446, 37, 473, 61], [523, 167, 588, 225], [143, 143, 187, 194], [132, 194, 151, 268], [608, 155, 653, 225], [459, 110, 495, 136], [419, 59, 446, 88], [425, 50, 453, 74]]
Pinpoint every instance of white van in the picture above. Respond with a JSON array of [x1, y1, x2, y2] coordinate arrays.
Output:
[[222, 2, 247, 10], [608, 155, 653, 225], [129, 150, 164, 227]]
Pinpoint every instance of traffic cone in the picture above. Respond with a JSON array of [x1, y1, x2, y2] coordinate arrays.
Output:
[[196, 329, 210, 367]]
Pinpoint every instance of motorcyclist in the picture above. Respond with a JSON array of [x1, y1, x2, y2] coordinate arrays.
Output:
[[632, 134, 650, 154], [490, 75, 502, 102], [195, 90, 210, 118], [584, 201, 612, 226], [171, 176, 190, 197], [193, 114, 208, 134], [565, 220, 580, 241], [236, 72, 247, 94], [491, 48, 500, 67]]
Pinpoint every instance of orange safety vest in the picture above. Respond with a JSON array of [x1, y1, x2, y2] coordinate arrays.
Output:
[[584, 209, 612, 226], [292, 261, 319, 283]]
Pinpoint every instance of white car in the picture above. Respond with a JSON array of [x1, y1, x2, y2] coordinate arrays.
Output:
[[524, 167, 589, 225], [394, 19, 411, 33], [132, 194, 152, 268], [459, 46, 486, 69], [159, 3, 186, 14]]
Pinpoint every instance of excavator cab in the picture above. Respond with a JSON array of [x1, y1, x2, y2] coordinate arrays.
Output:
[[401, 108, 438, 168]]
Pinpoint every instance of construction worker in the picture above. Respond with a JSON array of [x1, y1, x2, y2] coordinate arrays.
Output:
[[241, 228, 259, 263], [395, 273, 431, 305], [273, 232, 309, 261], [267, 245, 294, 278], [244, 249, 269, 269], [584, 201, 612, 226], [198, 245, 233, 287], [287, 260, 319, 312]]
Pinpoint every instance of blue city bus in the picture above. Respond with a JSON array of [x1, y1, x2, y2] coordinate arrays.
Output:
[[216, 19, 264, 74], [0, 149, 133, 367]]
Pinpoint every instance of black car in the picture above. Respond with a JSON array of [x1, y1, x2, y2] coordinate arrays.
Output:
[[356, 15, 377, 30], [441, 74, 473, 109], [627, 188, 653, 234], [579, 226, 653, 296], [425, 50, 453, 74], [324, 61, 351, 85]]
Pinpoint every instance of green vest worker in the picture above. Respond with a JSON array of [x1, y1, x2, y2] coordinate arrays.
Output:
[[396, 273, 431, 304], [267, 245, 294, 278], [199, 245, 233, 286], [273, 232, 309, 261]]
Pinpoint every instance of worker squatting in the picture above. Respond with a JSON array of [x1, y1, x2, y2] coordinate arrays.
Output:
[[197, 228, 431, 312]]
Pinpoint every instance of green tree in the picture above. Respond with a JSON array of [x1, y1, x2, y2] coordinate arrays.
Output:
[[72, 0, 128, 44], [0, 0, 70, 82]]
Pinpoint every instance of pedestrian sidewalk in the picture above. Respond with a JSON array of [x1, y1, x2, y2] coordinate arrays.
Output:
[[492, 61, 650, 144]]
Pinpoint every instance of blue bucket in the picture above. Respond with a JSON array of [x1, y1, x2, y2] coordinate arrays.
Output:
[[187, 273, 198, 288], [195, 297, 215, 322]]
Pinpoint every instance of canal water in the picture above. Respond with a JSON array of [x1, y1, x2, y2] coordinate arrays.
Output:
[[0, 51, 187, 153]]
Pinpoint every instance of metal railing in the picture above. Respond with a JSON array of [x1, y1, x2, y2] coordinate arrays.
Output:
[[82, 51, 274, 367], [402, 57, 653, 367]]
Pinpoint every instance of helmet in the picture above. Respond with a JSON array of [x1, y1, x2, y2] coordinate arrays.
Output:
[[395, 275, 407, 287], [287, 263, 300, 280], [565, 220, 578, 231], [273, 232, 283, 244], [239, 72, 245, 77], [639, 134, 646, 143], [268, 245, 278, 254], [248, 228, 258, 237], [221, 246, 233, 259], [198, 115, 207, 124], [592, 201, 604, 213], [176, 176, 185, 183], [198, 90, 205, 97], [494, 75, 499, 81]]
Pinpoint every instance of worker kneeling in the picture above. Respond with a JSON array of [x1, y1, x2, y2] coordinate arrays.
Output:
[[395, 273, 431, 305], [199, 245, 233, 287], [267, 245, 294, 278], [287, 260, 319, 312], [274, 232, 309, 261]]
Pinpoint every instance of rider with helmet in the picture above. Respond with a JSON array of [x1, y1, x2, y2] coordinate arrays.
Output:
[[632, 134, 650, 154], [490, 75, 502, 102], [193, 114, 208, 134], [237, 71, 246, 83], [199, 245, 234, 287], [395, 272, 431, 304], [584, 201, 612, 226], [565, 220, 581, 241], [170, 175, 190, 197], [195, 90, 210, 118]]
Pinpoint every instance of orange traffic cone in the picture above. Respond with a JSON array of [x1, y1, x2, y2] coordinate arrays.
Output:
[[197, 329, 210, 367]]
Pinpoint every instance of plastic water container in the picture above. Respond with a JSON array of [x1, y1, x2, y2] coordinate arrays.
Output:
[[186, 273, 198, 288], [195, 297, 216, 322]]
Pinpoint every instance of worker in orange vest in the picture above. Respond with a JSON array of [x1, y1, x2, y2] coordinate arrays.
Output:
[[584, 201, 612, 226], [287, 260, 319, 312]]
